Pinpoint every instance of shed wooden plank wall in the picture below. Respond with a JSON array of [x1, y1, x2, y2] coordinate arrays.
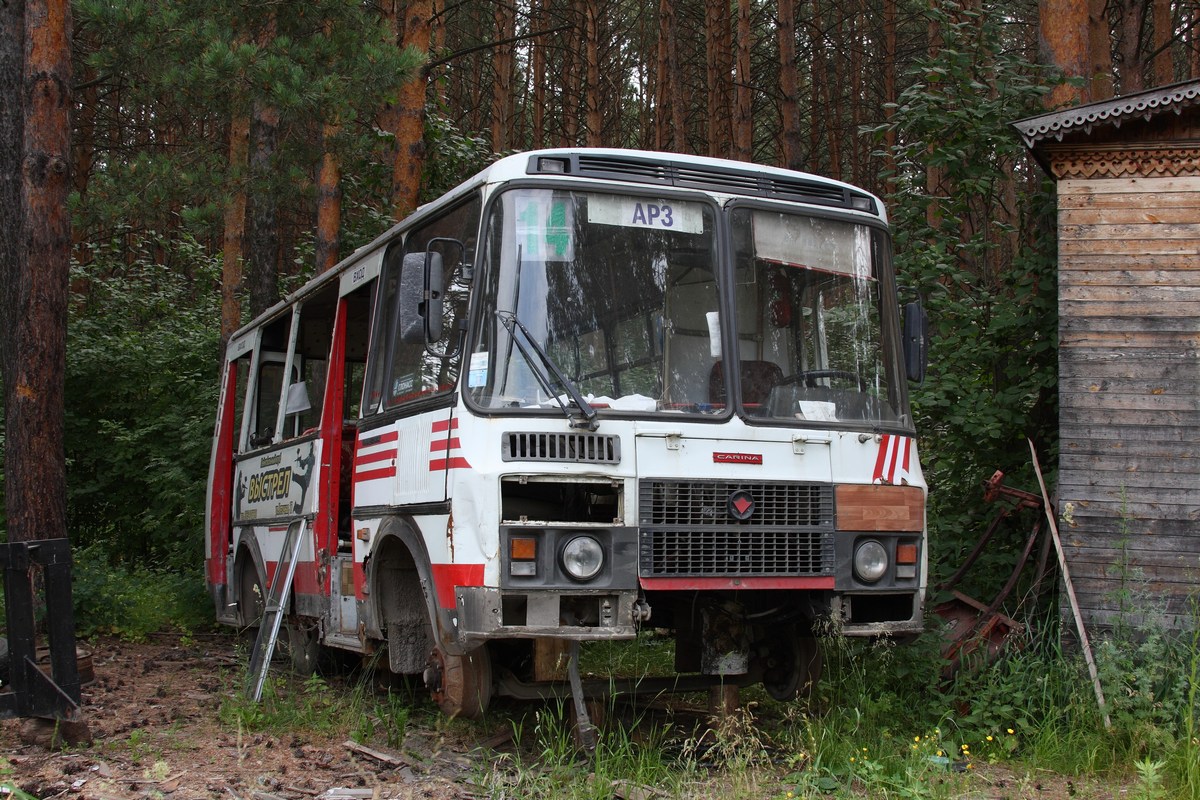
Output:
[[1056, 175, 1200, 632]]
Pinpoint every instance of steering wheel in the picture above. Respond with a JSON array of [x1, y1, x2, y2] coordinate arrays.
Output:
[[778, 369, 867, 391]]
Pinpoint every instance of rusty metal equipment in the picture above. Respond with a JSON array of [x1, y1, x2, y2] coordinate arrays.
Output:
[[0, 538, 83, 721], [935, 471, 1055, 677]]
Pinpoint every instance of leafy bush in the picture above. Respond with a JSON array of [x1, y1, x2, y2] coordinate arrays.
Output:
[[70, 542, 212, 639], [65, 230, 221, 570]]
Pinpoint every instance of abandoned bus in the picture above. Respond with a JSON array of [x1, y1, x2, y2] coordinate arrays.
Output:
[[205, 148, 929, 718]]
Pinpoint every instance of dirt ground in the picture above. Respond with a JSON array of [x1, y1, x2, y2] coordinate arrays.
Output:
[[0, 633, 1125, 800], [0, 633, 491, 800]]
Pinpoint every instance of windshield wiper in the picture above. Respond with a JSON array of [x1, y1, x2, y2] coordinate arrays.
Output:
[[497, 311, 598, 431]]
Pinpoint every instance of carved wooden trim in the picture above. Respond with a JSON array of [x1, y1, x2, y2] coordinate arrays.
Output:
[[1045, 144, 1200, 179]]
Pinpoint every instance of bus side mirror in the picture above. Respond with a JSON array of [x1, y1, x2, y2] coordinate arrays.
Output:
[[903, 301, 929, 384], [399, 251, 444, 344]]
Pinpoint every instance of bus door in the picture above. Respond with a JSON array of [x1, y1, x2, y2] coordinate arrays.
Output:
[[234, 287, 343, 619]]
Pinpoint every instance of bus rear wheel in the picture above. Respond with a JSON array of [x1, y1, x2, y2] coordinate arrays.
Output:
[[759, 627, 823, 702], [425, 645, 492, 719]]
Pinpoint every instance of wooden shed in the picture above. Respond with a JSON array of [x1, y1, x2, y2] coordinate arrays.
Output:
[[1013, 81, 1200, 633]]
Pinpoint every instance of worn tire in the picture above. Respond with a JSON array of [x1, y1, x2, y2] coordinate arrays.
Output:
[[759, 628, 823, 702], [426, 645, 493, 720]]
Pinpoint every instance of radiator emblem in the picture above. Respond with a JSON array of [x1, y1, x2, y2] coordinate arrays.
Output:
[[728, 491, 755, 521]]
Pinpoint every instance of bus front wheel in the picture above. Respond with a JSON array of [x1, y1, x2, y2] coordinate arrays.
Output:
[[425, 645, 492, 719]]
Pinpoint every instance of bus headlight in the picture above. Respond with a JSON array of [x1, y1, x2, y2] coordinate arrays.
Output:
[[853, 540, 888, 583], [561, 536, 604, 581]]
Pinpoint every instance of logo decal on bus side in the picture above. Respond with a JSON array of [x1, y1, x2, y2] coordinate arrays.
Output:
[[713, 452, 763, 465]]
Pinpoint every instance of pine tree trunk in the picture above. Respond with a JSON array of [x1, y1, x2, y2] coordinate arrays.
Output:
[[584, 0, 602, 145], [532, 0, 546, 147], [882, 0, 896, 180], [492, 1, 515, 152], [1041, 0, 1097, 106], [734, 0, 753, 161], [247, 99, 280, 318], [221, 113, 249, 344], [777, 0, 801, 169], [705, 0, 725, 157], [315, 123, 341, 274], [4, 0, 71, 544], [390, 0, 432, 218], [1088, 0, 1113, 99], [655, 0, 673, 150], [1152, 0, 1172, 84], [1116, 0, 1146, 92]]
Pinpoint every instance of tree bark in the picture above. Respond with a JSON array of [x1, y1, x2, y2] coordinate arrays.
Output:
[[3, 0, 72, 544], [491, 1, 515, 152], [247, 99, 280, 318], [777, 0, 802, 169], [389, 0, 432, 219], [315, 122, 341, 274], [734, 0, 753, 161], [1115, 0, 1146, 92], [1088, 0, 1113, 99], [583, 0, 602, 146], [1152, 0, 1173, 85], [221, 112, 249, 344], [1041, 0, 1101, 106], [531, 0, 547, 147]]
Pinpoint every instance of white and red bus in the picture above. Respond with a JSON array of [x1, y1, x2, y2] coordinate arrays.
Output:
[[205, 149, 929, 717]]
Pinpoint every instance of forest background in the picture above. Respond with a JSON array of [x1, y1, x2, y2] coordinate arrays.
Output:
[[0, 0, 1189, 658]]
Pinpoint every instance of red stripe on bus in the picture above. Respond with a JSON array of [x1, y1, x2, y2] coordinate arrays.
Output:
[[431, 418, 459, 433], [358, 430, 399, 446], [429, 456, 470, 471], [355, 447, 397, 466], [638, 576, 835, 591], [430, 563, 484, 609], [356, 466, 397, 482], [429, 437, 461, 452]]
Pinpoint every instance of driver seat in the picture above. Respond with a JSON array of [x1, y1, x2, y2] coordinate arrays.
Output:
[[709, 360, 783, 406]]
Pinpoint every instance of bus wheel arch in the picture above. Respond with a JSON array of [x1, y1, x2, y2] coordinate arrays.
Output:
[[370, 521, 443, 674], [369, 518, 493, 718], [234, 542, 266, 629]]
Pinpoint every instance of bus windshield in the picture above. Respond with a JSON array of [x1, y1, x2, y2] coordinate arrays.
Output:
[[467, 187, 907, 427], [469, 188, 722, 414], [729, 206, 905, 425]]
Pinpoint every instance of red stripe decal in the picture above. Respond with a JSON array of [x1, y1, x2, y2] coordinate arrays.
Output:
[[639, 576, 835, 591], [356, 448, 397, 466], [356, 466, 397, 482], [430, 563, 484, 609], [429, 437, 461, 452], [429, 456, 471, 471], [872, 435, 891, 482], [431, 418, 459, 433], [358, 431, 399, 446]]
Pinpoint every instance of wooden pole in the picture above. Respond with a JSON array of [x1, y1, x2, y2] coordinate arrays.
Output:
[[1028, 439, 1111, 729]]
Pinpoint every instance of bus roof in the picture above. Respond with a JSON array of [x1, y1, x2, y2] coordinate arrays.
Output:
[[227, 148, 886, 352]]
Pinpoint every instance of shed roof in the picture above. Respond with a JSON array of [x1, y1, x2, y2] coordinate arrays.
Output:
[[1012, 79, 1200, 149]]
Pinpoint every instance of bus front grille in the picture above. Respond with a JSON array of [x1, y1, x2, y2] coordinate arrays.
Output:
[[637, 480, 834, 577]]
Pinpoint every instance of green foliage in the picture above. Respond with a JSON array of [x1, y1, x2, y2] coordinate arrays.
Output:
[[65, 231, 221, 569], [871, 0, 1059, 593], [71, 542, 211, 639]]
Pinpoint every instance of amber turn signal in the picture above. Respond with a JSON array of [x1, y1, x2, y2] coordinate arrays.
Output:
[[896, 542, 919, 565], [510, 536, 537, 561]]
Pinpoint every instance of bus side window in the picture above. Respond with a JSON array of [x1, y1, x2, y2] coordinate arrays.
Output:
[[365, 194, 480, 413]]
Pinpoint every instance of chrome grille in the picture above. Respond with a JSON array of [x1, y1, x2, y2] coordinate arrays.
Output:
[[638, 479, 834, 577], [502, 431, 621, 464]]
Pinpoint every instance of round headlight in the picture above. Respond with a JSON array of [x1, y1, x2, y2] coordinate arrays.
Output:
[[853, 540, 889, 583], [561, 536, 604, 581]]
